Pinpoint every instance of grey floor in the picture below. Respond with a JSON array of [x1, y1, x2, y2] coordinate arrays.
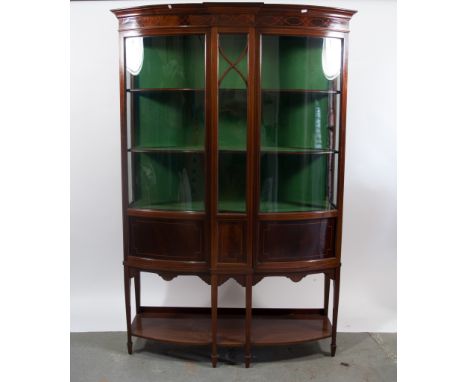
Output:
[[71, 332, 396, 382]]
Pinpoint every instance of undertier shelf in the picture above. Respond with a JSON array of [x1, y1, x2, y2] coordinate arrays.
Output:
[[131, 307, 332, 347]]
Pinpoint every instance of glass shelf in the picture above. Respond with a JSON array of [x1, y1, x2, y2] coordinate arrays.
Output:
[[129, 146, 205, 154], [130, 200, 204, 212], [127, 88, 248, 93], [262, 89, 340, 94], [219, 147, 246, 152], [260, 200, 336, 213], [127, 88, 205, 93], [261, 147, 338, 155]]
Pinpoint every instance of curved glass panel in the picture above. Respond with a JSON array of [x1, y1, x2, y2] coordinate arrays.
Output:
[[261, 35, 341, 91], [125, 35, 206, 211], [126, 35, 205, 89], [260, 35, 341, 212], [132, 152, 205, 211]]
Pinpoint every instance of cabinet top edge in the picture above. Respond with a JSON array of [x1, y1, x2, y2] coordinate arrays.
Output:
[[111, 2, 357, 20]]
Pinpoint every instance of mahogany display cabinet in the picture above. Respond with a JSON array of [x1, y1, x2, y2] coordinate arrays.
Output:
[[112, 2, 356, 368]]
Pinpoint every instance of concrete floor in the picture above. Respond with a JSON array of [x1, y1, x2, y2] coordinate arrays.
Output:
[[71, 332, 396, 382]]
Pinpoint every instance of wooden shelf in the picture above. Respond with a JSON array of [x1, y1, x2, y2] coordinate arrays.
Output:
[[131, 307, 331, 347]]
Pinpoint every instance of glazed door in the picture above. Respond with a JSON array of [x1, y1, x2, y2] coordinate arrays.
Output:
[[124, 33, 209, 265], [126, 34, 206, 211], [213, 30, 255, 268], [256, 33, 344, 268]]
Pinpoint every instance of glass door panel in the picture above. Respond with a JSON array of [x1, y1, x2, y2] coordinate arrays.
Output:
[[126, 35, 205, 89], [132, 91, 205, 150], [260, 153, 336, 212], [260, 35, 342, 212], [218, 34, 248, 213], [125, 35, 206, 211], [132, 152, 205, 211], [261, 35, 341, 91]]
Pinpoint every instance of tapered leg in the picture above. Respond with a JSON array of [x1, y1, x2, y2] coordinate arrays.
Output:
[[331, 267, 341, 357], [324, 273, 330, 316], [124, 267, 133, 354], [134, 270, 141, 314], [211, 274, 218, 368], [245, 274, 252, 368]]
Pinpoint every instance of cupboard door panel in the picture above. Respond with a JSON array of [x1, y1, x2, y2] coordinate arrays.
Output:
[[218, 221, 247, 264], [258, 219, 335, 263], [129, 217, 205, 262]]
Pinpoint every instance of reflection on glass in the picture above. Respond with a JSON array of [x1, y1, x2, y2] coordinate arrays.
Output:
[[128, 35, 205, 89], [260, 154, 335, 212], [260, 35, 341, 212], [125, 37, 144, 76], [262, 93, 330, 151], [132, 153, 205, 211], [322, 38, 342, 80], [218, 34, 248, 212], [262, 35, 340, 90]]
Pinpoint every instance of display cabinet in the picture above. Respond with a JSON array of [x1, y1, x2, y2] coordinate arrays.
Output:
[[112, 2, 356, 368]]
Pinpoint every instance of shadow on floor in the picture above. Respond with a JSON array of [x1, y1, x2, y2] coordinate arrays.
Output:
[[132, 333, 367, 366]]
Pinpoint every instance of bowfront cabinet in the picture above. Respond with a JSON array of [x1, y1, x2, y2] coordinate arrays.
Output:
[[112, 2, 356, 368]]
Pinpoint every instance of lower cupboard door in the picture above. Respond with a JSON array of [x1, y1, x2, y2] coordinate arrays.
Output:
[[256, 218, 336, 266], [128, 217, 206, 263]]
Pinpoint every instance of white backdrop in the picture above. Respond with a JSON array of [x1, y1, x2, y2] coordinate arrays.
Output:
[[71, 0, 396, 332]]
